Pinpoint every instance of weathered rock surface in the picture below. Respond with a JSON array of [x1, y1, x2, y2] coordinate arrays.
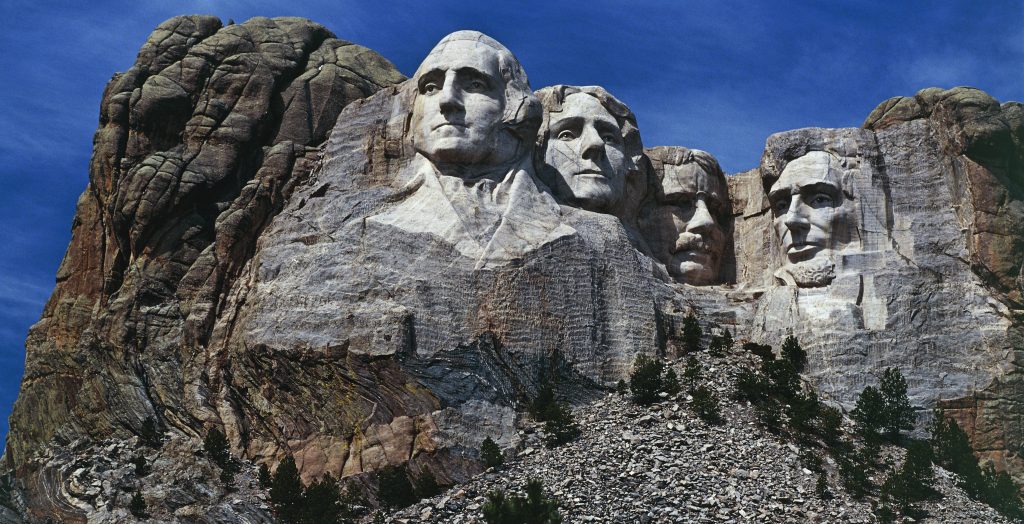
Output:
[[5, 13, 1024, 523], [5, 15, 404, 521], [729, 88, 1024, 477], [389, 350, 1011, 523]]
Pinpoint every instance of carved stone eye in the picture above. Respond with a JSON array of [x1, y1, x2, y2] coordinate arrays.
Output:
[[557, 130, 576, 141], [809, 193, 834, 207], [773, 198, 790, 215], [467, 79, 487, 91], [422, 82, 439, 94]]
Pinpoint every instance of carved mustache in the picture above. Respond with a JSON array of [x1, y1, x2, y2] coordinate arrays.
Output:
[[672, 234, 710, 255]]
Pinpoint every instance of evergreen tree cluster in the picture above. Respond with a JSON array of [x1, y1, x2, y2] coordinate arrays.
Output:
[[707, 329, 734, 357], [930, 413, 1024, 520], [264, 455, 371, 523], [731, 336, 836, 440], [628, 354, 680, 406], [529, 385, 581, 448], [482, 478, 561, 524], [204, 428, 241, 486], [878, 440, 937, 519], [851, 368, 915, 443]]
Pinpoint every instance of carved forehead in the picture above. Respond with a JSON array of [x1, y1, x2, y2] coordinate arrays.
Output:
[[660, 162, 725, 200], [415, 39, 502, 79], [770, 151, 842, 194], [549, 92, 619, 125]]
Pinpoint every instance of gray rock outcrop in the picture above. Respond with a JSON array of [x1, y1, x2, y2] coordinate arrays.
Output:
[[4, 15, 1023, 522]]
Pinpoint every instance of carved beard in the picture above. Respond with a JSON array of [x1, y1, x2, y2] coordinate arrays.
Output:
[[775, 253, 836, 288]]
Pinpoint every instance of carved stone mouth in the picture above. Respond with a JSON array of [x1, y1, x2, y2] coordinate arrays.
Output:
[[432, 122, 467, 130], [786, 243, 821, 255]]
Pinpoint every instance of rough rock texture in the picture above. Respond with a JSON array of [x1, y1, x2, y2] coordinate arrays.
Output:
[[864, 87, 1024, 475], [6, 15, 404, 522], [730, 88, 1024, 477], [6, 16, 1024, 523], [388, 350, 1012, 523]]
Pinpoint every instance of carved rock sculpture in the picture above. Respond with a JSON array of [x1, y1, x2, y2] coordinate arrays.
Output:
[[535, 85, 643, 217], [5, 15, 1024, 522], [641, 146, 730, 286]]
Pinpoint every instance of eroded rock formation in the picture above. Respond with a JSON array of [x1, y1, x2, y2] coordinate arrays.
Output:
[[5, 16, 1023, 522]]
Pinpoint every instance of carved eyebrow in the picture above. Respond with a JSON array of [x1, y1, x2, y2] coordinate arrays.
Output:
[[416, 69, 444, 90], [768, 181, 840, 202], [593, 118, 621, 135], [454, 67, 494, 86], [548, 115, 584, 130], [797, 182, 842, 198]]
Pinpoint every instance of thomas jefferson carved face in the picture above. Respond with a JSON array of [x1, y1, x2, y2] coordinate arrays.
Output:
[[768, 151, 849, 287], [412, 38, 519, 168], [542, 93, 631, 212], [645, 160, 727, 285]]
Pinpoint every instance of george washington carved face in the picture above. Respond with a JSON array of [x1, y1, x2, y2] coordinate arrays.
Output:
[[410, 31, 539, 173]]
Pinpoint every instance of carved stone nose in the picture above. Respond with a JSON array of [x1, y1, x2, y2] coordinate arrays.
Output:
[[687, 200, 715, 233]]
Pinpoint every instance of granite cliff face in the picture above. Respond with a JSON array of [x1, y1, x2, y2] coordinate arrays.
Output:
[[5, 16, 1023, 522]]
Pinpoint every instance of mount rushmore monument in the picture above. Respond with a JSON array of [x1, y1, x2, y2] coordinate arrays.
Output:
[[5, 17, 1023, 520]]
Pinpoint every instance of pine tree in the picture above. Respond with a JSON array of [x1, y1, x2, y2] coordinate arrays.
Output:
[[879, 367, 914, 440], [140, 416, 162, 448], [301, 473, 342, 524], [780, 335, 807, 373], [131, 455, 149, 477], [682, 356, 701, 393], [722, 329, 734, 349], [543, 402, 580, 448], [629, 354, 664, 405], [270, 456, 304, 523], [258, 463, 272, 489], [662, 368, 681, 396], [851, 386, 885, 440], [708, 335, 726, 357], [129, 491, 148, 518], [377, 464, 417, 509], [203, 428, 231, 469], [529, 384, 556, 421], [691, 385, 721, 424], [681, 313, 702, 353], [481, 437, 503, 469], [881, 440, 935, 512]]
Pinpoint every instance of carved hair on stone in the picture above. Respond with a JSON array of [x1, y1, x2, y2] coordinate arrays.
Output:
[[534, 85, 644, 214], [409, 30, 541, 168], [639, 146, 730, 286], [759, 128, 887, 288]]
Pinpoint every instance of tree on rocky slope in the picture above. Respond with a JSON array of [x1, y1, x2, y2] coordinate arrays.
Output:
[[483, 478, 562, 524], [879, 367, 915, 440]]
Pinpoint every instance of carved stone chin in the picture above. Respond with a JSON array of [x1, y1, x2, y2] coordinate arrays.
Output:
[[775, 253, 836, 287]]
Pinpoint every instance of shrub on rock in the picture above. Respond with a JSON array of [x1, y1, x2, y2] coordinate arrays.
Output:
[[629, 354, 665, 405], [481, 436, 504, 469], [482, 478, 561, 524], [682, 312, 702, 353]]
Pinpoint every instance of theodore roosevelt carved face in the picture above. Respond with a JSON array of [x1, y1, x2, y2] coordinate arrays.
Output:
[[642, 149, 728, 285]]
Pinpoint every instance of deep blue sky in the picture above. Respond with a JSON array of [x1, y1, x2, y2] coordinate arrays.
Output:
[[0, 0, 1021, 443]]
